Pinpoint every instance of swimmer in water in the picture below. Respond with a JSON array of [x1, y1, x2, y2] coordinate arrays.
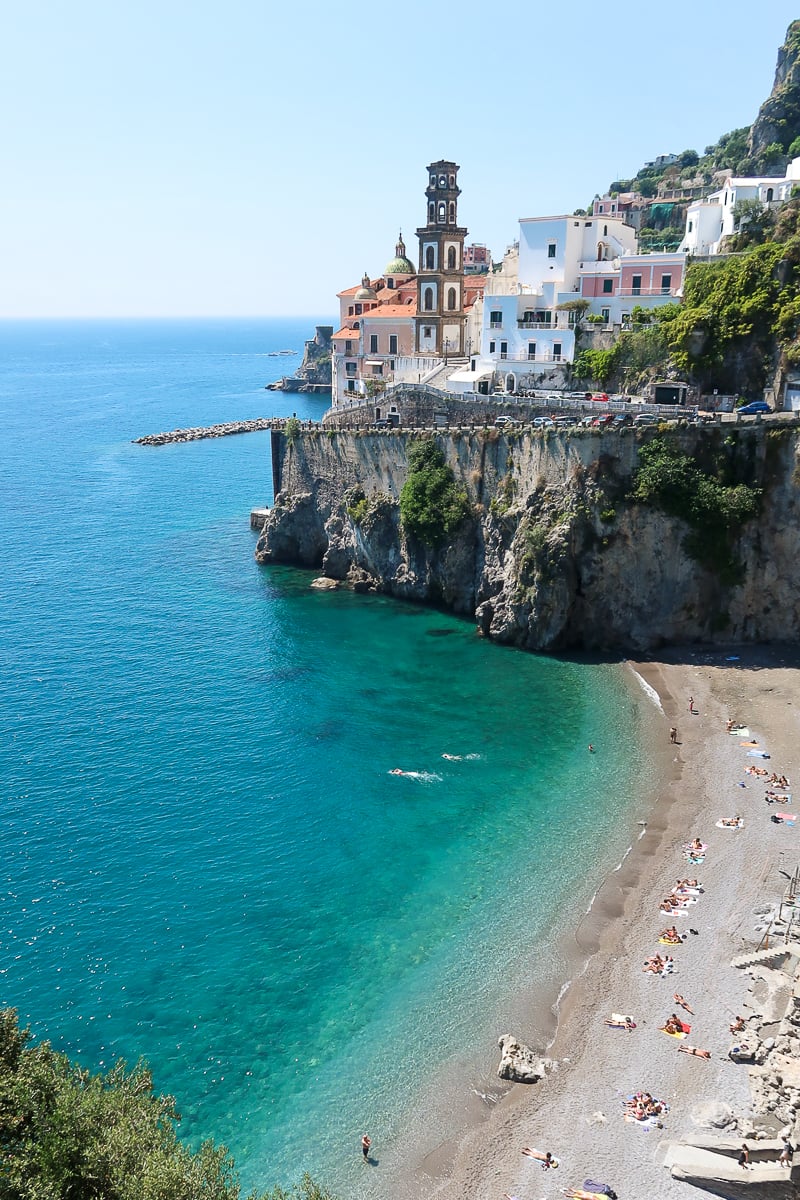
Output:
[[588, 744, 595, 753], [390, 769, 407, 776], [442, 754, 462, 761]]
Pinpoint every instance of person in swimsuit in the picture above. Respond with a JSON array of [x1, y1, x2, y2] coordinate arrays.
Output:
[[361, 1133, 371, 1161]]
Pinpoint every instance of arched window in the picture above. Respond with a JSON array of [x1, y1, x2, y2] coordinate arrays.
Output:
[[603, 224, 608, 236], [447, 287, 456, 310], [425, 246, 435, 269], [449, 174, 455, 187], [424, 287, 434, 311], [597, 243, 604, 261], [767, 187, 774, 202], [428, 202, 435, 223], [447, 246, 456, 269], [448, 202, 455, 222], [438, 202, 446, 221]]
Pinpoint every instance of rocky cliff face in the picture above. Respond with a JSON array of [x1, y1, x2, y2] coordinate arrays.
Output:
[[254, 425, 800, 653], [749, 21, 800, 164]]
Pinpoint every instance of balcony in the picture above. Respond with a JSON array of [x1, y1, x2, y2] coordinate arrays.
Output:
[[617, 286, 680, 298], [517, 319, 565, 330], [498, 352, 565, 363]]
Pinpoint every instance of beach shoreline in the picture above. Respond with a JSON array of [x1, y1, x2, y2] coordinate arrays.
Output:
[[383, 646, 800, 1200]]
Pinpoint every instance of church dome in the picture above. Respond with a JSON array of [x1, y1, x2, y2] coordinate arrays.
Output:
[[384, 232, 415, 276], [354, 271, 377, 301]]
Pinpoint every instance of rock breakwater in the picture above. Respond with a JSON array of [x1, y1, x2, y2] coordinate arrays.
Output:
[[133, 418, 282, 446]]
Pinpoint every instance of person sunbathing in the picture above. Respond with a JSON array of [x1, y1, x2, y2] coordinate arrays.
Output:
[[662, 926, 681, 941], [678, 1044, 711, 1059], [673, 993, 694, 1013], [521, 1147, 557, 1169], [720, 816, 742, 827], [662, 1014, 684, 1034], [676, 878, 700, 889], [605, 1015, 636, 1031], [643, 955, 665, 973], [688, 838, 704, 852], [730, 1015, 746, 1033]]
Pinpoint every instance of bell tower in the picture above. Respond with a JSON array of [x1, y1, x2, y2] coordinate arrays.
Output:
[[415, 160, 468, 358]]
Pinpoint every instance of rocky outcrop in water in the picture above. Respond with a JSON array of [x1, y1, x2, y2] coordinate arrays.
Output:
[[267, 326, 332, 394], [254, 423, 800, 653]]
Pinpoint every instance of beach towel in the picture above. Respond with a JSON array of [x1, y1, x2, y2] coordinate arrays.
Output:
[[610, 1012, 635, 1026], [583, 1182, 618, 1199], [729, 726, 749, 736], [740, 740, 760, 747], [716, 818, 744, 829], [747, 750, 771, 759], [660, 1021, 690, 1039]]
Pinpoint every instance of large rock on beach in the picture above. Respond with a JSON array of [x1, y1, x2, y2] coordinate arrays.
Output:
[[496, 1034, 552, 1084]]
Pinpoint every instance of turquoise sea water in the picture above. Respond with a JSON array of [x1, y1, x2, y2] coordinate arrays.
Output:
[[0, 319, 655, 1194]]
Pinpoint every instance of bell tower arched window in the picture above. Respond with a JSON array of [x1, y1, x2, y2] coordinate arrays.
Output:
[[424, 287, 434, 311], [448, 202, 455, 222], [428, 202, 435, 223], [438, 203, 446, 222], [447, 287, 456, 311], [426, 246, 435, 269], [447, 246, 456, 269]]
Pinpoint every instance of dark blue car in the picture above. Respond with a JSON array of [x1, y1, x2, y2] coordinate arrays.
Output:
[[737, 401, 771, 415]]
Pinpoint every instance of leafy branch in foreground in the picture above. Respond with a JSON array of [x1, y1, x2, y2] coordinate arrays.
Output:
[[0, 1007, 333, 1200]]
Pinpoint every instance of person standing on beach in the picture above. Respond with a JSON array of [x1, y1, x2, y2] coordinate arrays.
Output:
[[689, 696, 695, 713], [361, 1133, 371, 1162], [670, 727, 678, 744]]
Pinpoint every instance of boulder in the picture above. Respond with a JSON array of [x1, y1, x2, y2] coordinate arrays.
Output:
[[496, 1034, 551, 1084], [690, 1100, 735, 1129]]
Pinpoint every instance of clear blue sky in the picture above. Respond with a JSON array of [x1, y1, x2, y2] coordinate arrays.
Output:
[[2, 2, 798, 318]]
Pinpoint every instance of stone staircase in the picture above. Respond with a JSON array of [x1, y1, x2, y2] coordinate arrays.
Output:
[[731, 942, 800, 971]]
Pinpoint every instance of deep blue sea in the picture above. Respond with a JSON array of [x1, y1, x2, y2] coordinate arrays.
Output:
[[0, 318, 656, 1194]]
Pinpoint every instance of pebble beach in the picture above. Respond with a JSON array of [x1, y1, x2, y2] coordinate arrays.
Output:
[[399, 648, 800, 1200]]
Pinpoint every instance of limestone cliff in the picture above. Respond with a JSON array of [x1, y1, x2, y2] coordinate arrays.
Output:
[[254, 425, 800, 653], [749, 21, 800, 165]]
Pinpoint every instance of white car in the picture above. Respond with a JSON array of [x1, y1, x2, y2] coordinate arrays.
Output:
[[494, 415, 517, 427], [533, 416, 555, 428]]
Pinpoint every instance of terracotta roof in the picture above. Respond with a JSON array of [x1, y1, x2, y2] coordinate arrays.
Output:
[[360, 304, 417, 319], [332, 327, 360, 340], [337, 285, 360, 297]]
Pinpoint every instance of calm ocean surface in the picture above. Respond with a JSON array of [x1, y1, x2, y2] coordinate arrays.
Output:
[[0, 319, 654, 1193]]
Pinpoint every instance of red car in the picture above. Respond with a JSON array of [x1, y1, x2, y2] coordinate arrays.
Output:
[[591, 392, 610, 402]]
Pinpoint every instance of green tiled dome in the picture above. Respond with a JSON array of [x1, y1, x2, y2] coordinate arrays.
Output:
[[385, 232, 415, 276]]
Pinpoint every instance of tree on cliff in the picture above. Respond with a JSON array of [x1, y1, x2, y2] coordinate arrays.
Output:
[[400, 439, 470, 547], [0, 1008, 333, 1200]]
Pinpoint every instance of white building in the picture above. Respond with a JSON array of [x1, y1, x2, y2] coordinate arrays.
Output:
[[463, 214, 638, 388], [681, 158, 800, 256]]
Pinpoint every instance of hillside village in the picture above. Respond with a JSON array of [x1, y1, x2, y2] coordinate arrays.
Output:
[[327, 21, 800, 420]]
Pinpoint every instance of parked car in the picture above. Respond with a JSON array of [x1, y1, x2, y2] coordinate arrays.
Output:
[[633, 412, 657, 425], [737, 401, 771, 415], [495, 415, 517, 427], [591, 392, 610, 402], [612, 413, 633, 427], [532, 416, 555, 428], [554, 414, 579, 427], [592, 413, 615, 427]]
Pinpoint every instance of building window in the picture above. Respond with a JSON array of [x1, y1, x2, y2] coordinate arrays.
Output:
[[601, 308, 610, 324], [424, 326, 432, 337], [490, 310, 502, 327], [370, 334, 378, 353], [447, 287, 456, 310], [428, 202, 435, 223], [602, 279, 613, 294], [389, 359, 395, 370], [387, 278, 394, 289], [426, 246, 435, 269], [489, 340, 495, 353], [371, 364, 383, 376], [449, 174, 454, 186], [344, 341, 353, 355], [424, 287, 434, 311], [447, 246, 456, 269], [389, 334, 398, 354], [611, 203, 616, 212], [438, 203, 446, 221], [547, 242, 557, 258], [500, 341, 508, 359], [553, 342, 562, 360], [355, 303, 362, 315], [688, 220, 693, 233], [631, 275, 642, 296], [346, 380, 356, 393], [345, 362, 356, 375], [528, 342, 536, 359], [348, 306, 354, 316], [767, 187, 774, 202], [661, 274, 672, 294], [448, 202, 455, 222], [603, 224, 608, 235]]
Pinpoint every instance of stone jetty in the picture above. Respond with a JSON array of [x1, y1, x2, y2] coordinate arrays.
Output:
[[133, 418, 284, 446]]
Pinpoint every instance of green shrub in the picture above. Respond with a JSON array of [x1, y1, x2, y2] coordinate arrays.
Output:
[[599, 508, 616, 523], [399, 439, 470, 546], [284, 416, 301, 441], [630, 437, 760, 582]]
